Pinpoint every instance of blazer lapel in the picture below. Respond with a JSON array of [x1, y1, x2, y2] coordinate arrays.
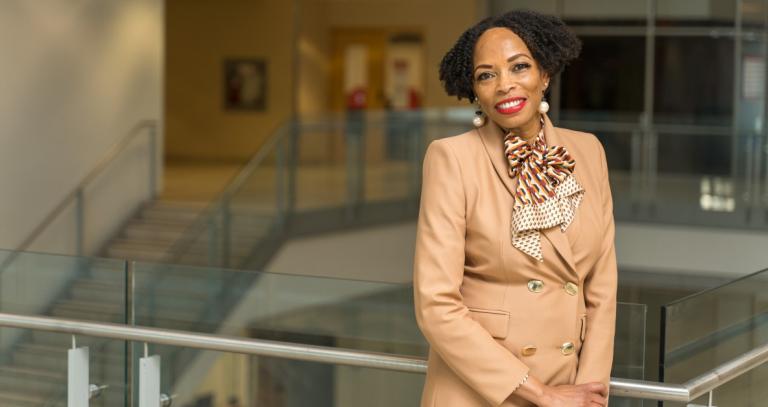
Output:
[[478, 115, 578, 275], [477, 121, 516, 197]]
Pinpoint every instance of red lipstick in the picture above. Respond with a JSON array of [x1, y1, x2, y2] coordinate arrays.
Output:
[[495, 97, 526, 115]]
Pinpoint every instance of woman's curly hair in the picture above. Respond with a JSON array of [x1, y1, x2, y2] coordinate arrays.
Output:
[[439, 10, 582, 102]]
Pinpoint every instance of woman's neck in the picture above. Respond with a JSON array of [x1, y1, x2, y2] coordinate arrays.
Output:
[[504, 115, 543, 144]]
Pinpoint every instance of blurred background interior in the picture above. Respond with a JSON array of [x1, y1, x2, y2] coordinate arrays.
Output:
[[2, 0, 768, 406]]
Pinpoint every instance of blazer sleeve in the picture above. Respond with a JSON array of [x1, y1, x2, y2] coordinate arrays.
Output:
[[413, 139, 530, 406], [574, 136, 618, 389]]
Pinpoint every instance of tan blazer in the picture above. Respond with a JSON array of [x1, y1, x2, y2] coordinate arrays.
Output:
[[413, 115, 617, 406]]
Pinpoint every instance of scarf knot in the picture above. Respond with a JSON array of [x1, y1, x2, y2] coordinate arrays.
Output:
[[503, 119, 584, 261]]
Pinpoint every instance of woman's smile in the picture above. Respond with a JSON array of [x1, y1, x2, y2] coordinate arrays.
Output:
[[495, 97, 527, 114]]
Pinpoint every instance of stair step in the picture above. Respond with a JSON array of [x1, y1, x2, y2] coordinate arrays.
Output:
[[122, 220, 270, 242], [139, 205, 203, 223], [106, 245, 251, 266], [104, 247, 169, 263], [0, 388, 49, 406], [110, 237, 258, 252], [69, 278, 212, 304], [0, 367, 63, 395], [50, 299, 207, 332], [11, 350, 124, 379]]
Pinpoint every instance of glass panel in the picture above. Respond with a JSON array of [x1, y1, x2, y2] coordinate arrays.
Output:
[[613, 302, 647, 380], [563, 0, 648, 25], [489, 0, 559, 16], [132, 262, 425, 350], [662, 268, 768, 406], [654, 36, 734, 126], [652, 132, 749, 226], [737, 0, 768, 227], [0, 250, 126, 328], [153, 350, 424, 407], [161, 125, 289, 269], [657, 133, 731, 176], [656, 0, 736, 26], [611, 302, 648, 407], [83, 124, 156, 256], [364, 112, 421, 204], [295, 119, 348, 211], [560, 36, 645, 120], [132, 260, 647, 404], [3, 331, 128, 407], [225, 133, 286, 270], [0, 250, 128, 406]]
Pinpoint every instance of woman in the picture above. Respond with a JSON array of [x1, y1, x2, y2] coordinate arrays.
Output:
[[413, 10, 617, 407]]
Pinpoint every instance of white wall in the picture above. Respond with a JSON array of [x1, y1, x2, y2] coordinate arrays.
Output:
[[0, 0, 164, 250]]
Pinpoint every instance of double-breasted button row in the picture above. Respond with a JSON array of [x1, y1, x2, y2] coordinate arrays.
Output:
[[527, 279, 579, 295], [520, 342, 576, 356]]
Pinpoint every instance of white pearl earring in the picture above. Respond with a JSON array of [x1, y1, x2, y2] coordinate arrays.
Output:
[[473, 106, 486, 127], [538, 99, 550, 114]]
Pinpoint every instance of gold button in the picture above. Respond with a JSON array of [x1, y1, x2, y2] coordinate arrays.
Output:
[[561, 342, 575, 355], [521, 345, 537, 356], [527, 280, 544, 293], [564, 282, 578, 296]]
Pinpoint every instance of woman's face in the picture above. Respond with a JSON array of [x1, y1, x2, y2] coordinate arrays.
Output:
[[472, 27, 549, 139]]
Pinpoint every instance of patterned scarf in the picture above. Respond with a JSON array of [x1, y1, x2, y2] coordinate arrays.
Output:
[[504, 118, 585, 261]]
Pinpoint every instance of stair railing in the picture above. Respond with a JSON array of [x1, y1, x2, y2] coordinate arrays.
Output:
[[0, 119, 159, 272]]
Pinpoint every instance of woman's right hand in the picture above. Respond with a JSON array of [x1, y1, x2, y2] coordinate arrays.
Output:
[[538, 382, 607, 407]]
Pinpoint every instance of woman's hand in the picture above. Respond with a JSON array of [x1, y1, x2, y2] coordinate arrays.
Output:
[[538, 382, 607, 407], [514, 374, 607, 406]]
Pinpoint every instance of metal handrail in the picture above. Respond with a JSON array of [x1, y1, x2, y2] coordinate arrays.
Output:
[[0, 120, 157, 270], [0, 312, 766, 402]]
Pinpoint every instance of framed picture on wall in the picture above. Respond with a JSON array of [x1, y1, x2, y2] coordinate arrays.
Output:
[[223, 58, 267, 111]]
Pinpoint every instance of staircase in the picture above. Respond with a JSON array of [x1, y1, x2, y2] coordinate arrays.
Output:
[[0, 198, 279, 406], [0, 115, 433, 405], [103, 200, 273, 267], [105, 200, 206, 263]]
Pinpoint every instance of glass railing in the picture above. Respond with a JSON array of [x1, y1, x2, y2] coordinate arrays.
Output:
[[1, 121, 157, 268], [661, 267, 768, 406], [0, 250, 129, 406], [0, 249, 651, 405], [160, 110, 473, 270], [153, 108, 768, 277]]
